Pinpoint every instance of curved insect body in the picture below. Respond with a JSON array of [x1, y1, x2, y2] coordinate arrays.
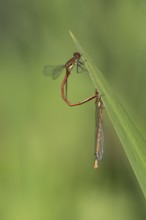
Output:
[[61, 53, 97, 107], [43, 52, 96, 106], [43, 53, 104, 169]]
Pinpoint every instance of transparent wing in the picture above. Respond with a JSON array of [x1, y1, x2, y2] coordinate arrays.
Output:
[[95, 103, 104, 161], [43, 65, 64, 79], [97, 126, 104, 160]]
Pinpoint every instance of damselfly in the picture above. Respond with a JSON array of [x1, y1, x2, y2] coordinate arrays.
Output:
[[94, 90, 104, 169], [43, 52, 83, 79], [43, 52, 97, 106]]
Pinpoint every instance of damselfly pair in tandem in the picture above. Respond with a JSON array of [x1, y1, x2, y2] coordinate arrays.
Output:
[[43, 52, 104, 169]]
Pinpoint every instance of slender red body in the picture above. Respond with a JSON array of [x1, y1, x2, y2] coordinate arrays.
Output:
[[61, 53, 97, 106]]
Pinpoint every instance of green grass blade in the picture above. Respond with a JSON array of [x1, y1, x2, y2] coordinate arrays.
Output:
[[70, 31, 146, 198]]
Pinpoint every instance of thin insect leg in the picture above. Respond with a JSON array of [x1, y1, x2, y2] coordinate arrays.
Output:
[[76, 63, 79, 73], [78, 60, 86, 65], [78, 60, 84, 64], [76, 60, 87, 73], [77, 63, 87, 72], [61, 71, 97, 107]]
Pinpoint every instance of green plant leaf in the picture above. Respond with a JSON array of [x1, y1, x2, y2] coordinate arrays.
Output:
[[70, 31, 146, 198]]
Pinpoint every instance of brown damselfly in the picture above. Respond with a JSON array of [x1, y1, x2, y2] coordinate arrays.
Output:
[[43, 52, 97, 106], [93, 90, 104, 169], [44, 53, 104, 169], [43, 52, 82, 79]]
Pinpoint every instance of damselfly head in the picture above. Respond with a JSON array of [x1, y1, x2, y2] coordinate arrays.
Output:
[[73, 52, 81, 59]]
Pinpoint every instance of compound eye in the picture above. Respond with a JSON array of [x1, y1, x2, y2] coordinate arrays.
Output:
[[73, 52, 81, 59]]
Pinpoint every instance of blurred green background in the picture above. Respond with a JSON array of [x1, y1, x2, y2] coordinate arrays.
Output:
[[0, 0, 146, 219]]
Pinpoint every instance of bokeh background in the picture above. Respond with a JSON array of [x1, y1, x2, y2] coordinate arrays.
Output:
[[0, 0, 146, 219]]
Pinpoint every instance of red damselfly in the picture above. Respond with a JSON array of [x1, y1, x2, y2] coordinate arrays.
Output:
[[43, 52, 97, 106], [43, 52, 83, 79]]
